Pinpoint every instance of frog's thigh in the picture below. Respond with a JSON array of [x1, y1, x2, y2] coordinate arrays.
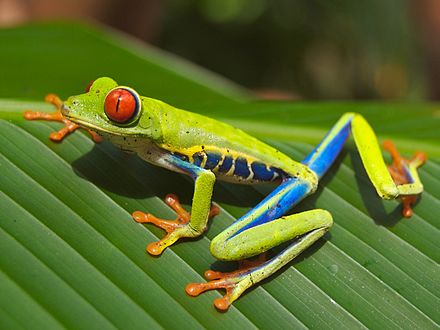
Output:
[[210, 209, 333, 261]]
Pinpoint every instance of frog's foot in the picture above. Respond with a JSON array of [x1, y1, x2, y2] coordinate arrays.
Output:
[[185, 253, 267, 311], [382, 140, 427, 218], [133, 194, 220, 255], [23, 94, 102, 143]]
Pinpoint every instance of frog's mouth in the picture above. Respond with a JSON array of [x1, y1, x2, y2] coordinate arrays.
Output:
[[61, 104, 106, 133]]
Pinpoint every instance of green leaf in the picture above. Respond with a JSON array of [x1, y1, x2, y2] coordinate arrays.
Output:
[[0, 22, 439, 329]]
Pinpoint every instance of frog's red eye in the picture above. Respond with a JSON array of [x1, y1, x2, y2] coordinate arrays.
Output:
[[104, 87, 141, 124], [85, 80, 95, 92]]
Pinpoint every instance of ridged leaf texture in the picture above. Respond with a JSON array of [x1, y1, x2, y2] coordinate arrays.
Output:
[[0, 22, 438, 329]]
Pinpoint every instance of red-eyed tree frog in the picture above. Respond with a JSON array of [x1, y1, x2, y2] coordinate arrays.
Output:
[[24, 77, 426, 311]]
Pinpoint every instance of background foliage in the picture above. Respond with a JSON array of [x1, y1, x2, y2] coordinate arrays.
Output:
[[0, 22, 439, 329], [158, 0, 423, 100]]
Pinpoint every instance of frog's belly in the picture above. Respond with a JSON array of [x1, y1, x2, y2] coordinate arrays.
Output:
[[102, 133, 289, 184]]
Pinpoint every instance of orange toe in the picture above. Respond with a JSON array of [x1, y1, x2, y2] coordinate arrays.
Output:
[[382, 140, 426, 218]]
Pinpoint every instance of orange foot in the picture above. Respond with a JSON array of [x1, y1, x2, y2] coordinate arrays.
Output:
[[383, 140, 427, 218], [23, 93, 102, 143], [186, 253, 267, 311], [133, 194, 220, 255]]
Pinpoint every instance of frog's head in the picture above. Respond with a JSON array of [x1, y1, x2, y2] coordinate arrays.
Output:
[[62, 77, 152, 137]]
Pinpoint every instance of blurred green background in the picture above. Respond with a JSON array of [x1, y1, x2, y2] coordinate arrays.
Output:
[[1, 0, 439, 101]]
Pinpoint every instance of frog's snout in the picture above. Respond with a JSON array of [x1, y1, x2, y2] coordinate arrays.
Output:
[[61, 104, 70, 117]]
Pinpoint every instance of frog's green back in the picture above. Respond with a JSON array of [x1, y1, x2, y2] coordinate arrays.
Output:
[[146, 98, 301, 176]]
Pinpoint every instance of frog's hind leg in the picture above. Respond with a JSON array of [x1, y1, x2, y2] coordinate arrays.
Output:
[[349, 114, 426, 216], [23, 94, 102, 142], [185, 175, 331, 311], [303, 112, 427, 217], [186, 208, 332, 311]]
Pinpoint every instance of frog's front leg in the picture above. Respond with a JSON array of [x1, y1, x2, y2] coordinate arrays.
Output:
[[133, 155, 219, 255], [24, 94, 102, 142]]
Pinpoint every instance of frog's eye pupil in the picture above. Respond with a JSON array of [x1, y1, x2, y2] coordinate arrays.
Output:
[[104, 88, 140, 124], [85, 80, 95, 92]]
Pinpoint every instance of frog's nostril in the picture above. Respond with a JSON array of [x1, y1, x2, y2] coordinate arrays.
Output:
[[61, 104, 69, 116]]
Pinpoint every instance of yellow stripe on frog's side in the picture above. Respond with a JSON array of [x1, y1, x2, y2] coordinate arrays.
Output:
[[160, 144, 263, 165], [159, 143, 284, 182]]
